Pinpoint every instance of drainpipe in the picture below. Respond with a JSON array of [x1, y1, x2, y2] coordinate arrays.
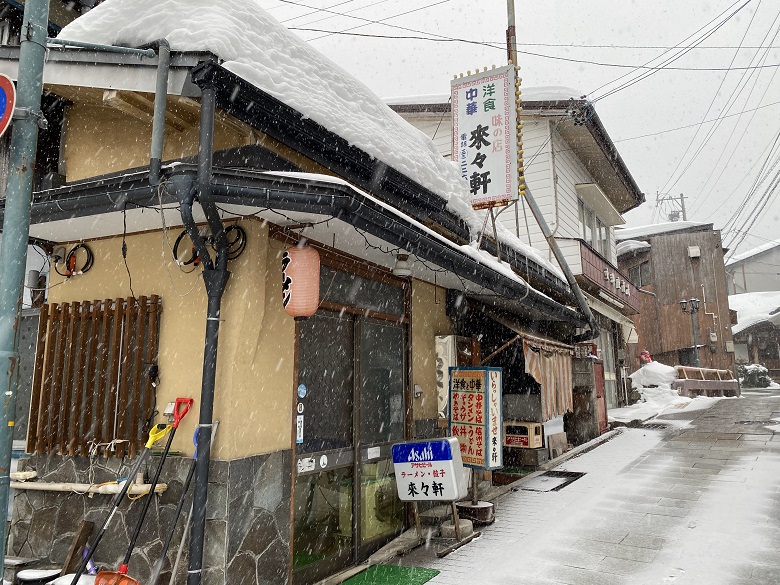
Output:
[[183, 82, 230, 585], [149, 39, 170, 187], [522, 185, 599, 341], [0, 0, 50, 573]]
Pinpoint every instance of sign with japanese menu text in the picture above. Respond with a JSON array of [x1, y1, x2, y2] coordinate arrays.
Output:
[[449, 367, 503, 470], [391, 438, 468, 502], [451, 65, 518, 210]]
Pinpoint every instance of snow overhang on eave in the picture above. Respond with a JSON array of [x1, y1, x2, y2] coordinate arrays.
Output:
[[0, 165, 587, 329], [523, 100, 645, 215], [188, 60, 574, 303], [0, 45, 215, 97]]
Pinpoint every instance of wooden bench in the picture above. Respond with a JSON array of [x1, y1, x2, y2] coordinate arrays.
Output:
[[672, 367, 740, 398]]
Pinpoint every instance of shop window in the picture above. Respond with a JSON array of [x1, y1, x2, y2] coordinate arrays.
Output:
[[28, 296, 161, 458], [757, 339, 780, 362]]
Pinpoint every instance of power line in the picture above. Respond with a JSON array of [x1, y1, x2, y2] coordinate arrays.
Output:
[[687, 16, 780, 216], [589, 0, 753, 102], [611, 99, 780, 143], [290, 26, 780, 71], [658, 0, 762, 195]]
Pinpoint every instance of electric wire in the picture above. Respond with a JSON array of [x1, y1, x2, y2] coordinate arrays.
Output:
[[658, 0, 762, 196], [588, 0, 753, 102], [679, 13, 780, 212]]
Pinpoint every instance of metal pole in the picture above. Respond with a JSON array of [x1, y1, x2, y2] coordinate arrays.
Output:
[[691, 308, 701, 367], [0, 0, 50, 569], [506, 0, 518, 65], [679, 192, 687, 221]]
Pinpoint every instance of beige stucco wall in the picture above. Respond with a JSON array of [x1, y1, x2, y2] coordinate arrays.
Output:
[[47, 221, 295, 459], [63, 103, 251, 182], [410, 280, 452, 421]]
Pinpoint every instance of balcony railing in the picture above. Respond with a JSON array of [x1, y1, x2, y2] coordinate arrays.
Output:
[[578, 241, 639, 314]]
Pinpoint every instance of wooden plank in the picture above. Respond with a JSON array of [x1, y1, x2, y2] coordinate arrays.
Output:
[[143, 295, 161, 435], [36, 304, 59, 453], [94, 300, 112, 454], [26, 303, 49, 453], [128, 296, 148, 458], [58, 302, 78, 454], [69, 300, 91, 456], [115, 297, 135, 459], [60, 520, 94, 575], [80, 301, 101, 456], [105, 298, 124, 457], [48, 303, 69, 454]]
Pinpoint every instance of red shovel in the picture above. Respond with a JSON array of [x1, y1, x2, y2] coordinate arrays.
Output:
[[93, 397, 193, 585]]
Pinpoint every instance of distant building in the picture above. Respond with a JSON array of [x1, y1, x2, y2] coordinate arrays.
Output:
[[616, 222, 735, 371], [725, 239, 780, 295], [729, 292, 780, 380]]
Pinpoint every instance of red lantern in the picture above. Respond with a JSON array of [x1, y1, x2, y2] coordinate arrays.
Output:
[[282, 245, 320, 319]]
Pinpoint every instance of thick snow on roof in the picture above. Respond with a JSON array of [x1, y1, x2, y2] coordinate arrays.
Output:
[[59, 0, 563, 281], [384, 86, 584, 106], [729, 292, 780, 334], [615, 221, 710, 241], [725, 239, 780, 267], [616, 239, 651, 257]]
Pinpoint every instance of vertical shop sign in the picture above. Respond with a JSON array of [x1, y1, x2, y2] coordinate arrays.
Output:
[[451, 65, 518, 210], [449, 367, 503, 470]]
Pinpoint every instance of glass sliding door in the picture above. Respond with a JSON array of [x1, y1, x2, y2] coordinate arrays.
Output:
[[293, 299, 407, 584]]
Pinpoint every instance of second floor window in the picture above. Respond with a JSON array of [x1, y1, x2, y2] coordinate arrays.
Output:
[[579, 199, 608, 257]]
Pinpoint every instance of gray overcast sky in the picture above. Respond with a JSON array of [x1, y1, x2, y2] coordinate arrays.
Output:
[[261, 0, 780, 257]]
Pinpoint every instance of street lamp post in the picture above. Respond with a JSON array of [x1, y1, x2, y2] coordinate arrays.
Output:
[[680, 298, 701, 367]]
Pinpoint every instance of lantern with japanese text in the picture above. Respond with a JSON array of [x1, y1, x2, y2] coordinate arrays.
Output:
[[281, 245, 320, 319]]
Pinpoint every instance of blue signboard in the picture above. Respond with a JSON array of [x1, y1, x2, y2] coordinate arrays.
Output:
[[391, 438, 468, 502]]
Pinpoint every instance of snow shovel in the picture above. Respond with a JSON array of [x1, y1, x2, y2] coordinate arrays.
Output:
[[148, 419, 218, 585], [94, 397, 193, 585], [69, 423, 172, 585]]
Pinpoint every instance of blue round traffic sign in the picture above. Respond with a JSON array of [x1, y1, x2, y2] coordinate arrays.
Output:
[[0, 74, 16, 139]]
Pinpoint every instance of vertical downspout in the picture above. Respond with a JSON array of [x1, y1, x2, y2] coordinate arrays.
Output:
[[186, 82, 230, 585], [149, 39, 170, 186], [0, 0, 50, 572]]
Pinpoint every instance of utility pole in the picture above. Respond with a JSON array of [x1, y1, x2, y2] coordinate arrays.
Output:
[[506, 0, 518, 65], [0, 0, 50, 572], [656, 191, 688, 222]]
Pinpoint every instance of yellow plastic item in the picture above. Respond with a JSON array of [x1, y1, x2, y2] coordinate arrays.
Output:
[[145, 423, 171, 449]]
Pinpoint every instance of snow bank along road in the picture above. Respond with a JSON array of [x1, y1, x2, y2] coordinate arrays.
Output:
[[396, 391, 780, 585]]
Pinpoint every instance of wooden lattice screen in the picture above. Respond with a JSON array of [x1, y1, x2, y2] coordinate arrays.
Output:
[[27, 295, 162, 458]]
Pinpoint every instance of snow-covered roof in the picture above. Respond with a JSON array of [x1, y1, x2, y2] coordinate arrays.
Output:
[[616, 239, 651, 258], [729, 292, 780, 335], [384, 86, 584, 106], [725, 239, 780, 267], [615, 221, 711, 241], [59, 0, 563, 281]]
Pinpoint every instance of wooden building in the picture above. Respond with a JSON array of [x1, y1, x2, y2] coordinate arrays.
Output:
[[616, 222, 735, 372]]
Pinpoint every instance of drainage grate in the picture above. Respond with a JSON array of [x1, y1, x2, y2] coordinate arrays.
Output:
[[736, 420, 779, 425], [642, 423, 669, 430], [521, 470, 585, 492]]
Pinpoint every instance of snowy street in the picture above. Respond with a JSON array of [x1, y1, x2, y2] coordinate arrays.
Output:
[[394, 389, 780, 585]]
